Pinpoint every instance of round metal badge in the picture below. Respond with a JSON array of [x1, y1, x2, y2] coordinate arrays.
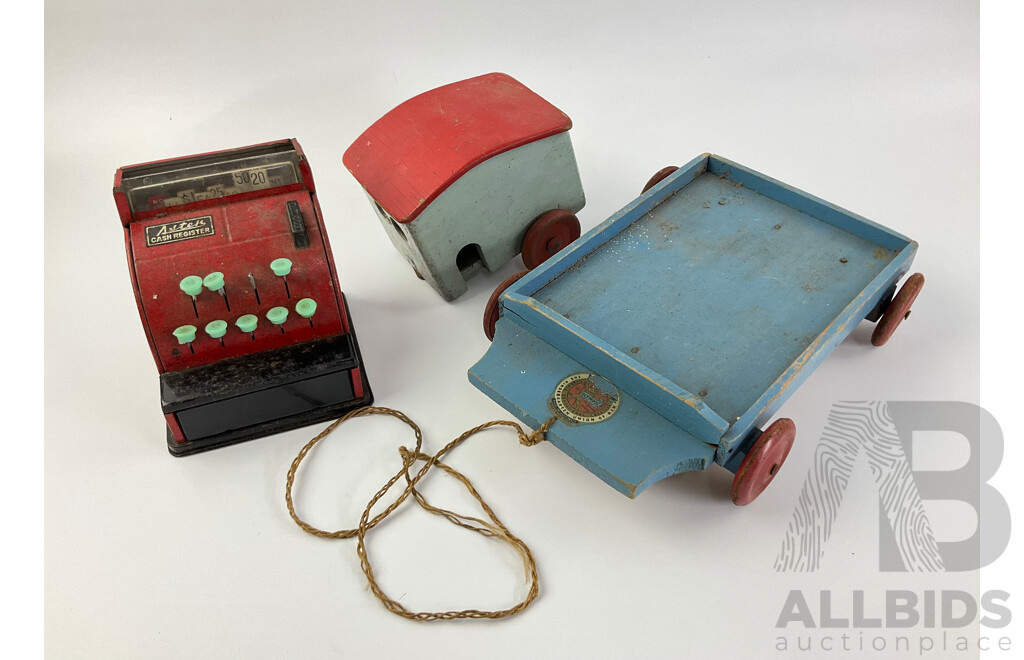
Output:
[[552, 373, 621, 424]]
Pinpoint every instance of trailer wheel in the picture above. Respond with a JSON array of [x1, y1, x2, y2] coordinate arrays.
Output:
[[642, 166, 679, 193], [484, 270, 529, 341], [521, 209, 581, 270], [871, 273, 925, 346], [731, 418, 796, 506]]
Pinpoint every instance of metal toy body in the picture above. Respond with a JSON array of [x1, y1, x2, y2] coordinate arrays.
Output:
[[344, 73, 586, 301], [115, 139, 373, 455], [470, 154, 923, 503]]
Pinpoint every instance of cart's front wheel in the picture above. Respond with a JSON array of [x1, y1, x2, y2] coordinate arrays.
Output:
[[642, 166, 679, 193], [484, 270, 529, 341], [871, 273, 925, 346], [731, 418, 796, 506], [521, 209, 581, 270]]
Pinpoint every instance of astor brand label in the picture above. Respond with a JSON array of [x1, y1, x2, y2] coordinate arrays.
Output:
[[145, 216, 216, 247], [552, 373, 621, 424]]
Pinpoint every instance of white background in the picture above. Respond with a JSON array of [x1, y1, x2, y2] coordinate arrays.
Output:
[[36, 1, 1017, 658]]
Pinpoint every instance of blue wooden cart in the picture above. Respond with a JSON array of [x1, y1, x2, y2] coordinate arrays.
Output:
[[469, 154, 924, 505]]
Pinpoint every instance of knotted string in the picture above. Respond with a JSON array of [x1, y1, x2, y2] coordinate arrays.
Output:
[[285, 406, 557, 621]]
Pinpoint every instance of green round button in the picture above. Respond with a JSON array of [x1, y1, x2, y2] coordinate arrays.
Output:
[[205, 320, 228, 339], [173, 325, 197, 344], [203, 271, 225, 291], [295, 298, 317, 318], [270, 258, 292, 276], [179, 276, 203, 296], [235, 314, 258, 333], [266, 306, 289, 325]]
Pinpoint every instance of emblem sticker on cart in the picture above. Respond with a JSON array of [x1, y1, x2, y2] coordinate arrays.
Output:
[[552, 373, 620, 424], [144, 215, 216, 247]]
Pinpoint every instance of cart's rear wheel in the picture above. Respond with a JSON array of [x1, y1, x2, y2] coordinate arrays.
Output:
[[731, 418, 796, 506], [642, 166, 679, 193], [484, 270, 529, 341], [871, 273, 925, 346], [521, 209, 580, 270]]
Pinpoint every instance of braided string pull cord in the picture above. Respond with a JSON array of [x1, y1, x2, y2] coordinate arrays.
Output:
[[284, 406, 558, 621], [284, 406, 423, 539]]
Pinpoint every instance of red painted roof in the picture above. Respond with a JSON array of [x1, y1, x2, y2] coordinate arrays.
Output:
[[343, 73, 573, 223]]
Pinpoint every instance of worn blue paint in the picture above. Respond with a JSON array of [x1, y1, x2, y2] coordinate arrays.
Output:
[[470, 319, 716, 498], [469, 154, 918, 496]]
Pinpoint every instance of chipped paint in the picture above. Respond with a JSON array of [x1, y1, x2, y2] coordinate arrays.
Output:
[[478, 153, 920, 487]]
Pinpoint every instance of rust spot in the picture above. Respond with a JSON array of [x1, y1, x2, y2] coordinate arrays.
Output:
[[840, 257, 848, 264], [699, 390, 708, 397], [657, 219, 679, 237], [630, 346, 640, 354], [773, 224, 782, 230]]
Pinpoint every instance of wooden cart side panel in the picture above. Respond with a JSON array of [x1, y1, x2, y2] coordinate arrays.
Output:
[[707, 155, 912, 250], [513, 153, 712, 299], [501, 294, 730, 444], [715, 247, 919, 463]]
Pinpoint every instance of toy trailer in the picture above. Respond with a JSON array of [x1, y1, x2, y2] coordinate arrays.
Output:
[[471, 154, 924, 505], [115, 139, 373, 455], [343, 73, 586, 301]]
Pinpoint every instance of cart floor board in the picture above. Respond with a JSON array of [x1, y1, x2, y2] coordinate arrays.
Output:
[[534, 171, 898, 423], [470, 319, 716, 498]]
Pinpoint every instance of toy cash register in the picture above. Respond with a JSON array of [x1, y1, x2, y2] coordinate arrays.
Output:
[[114, 139, 372, 455]]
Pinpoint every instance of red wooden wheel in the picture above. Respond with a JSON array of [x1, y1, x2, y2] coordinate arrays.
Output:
[[483, 270, 529, 341], [871, 273, 925, 346], [731, 418, 796, 506], [521, 209, 580, 270], [642, 166, 679, 193]]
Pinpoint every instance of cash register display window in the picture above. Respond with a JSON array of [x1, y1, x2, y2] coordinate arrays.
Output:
[[121, 145, 301, 213]]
